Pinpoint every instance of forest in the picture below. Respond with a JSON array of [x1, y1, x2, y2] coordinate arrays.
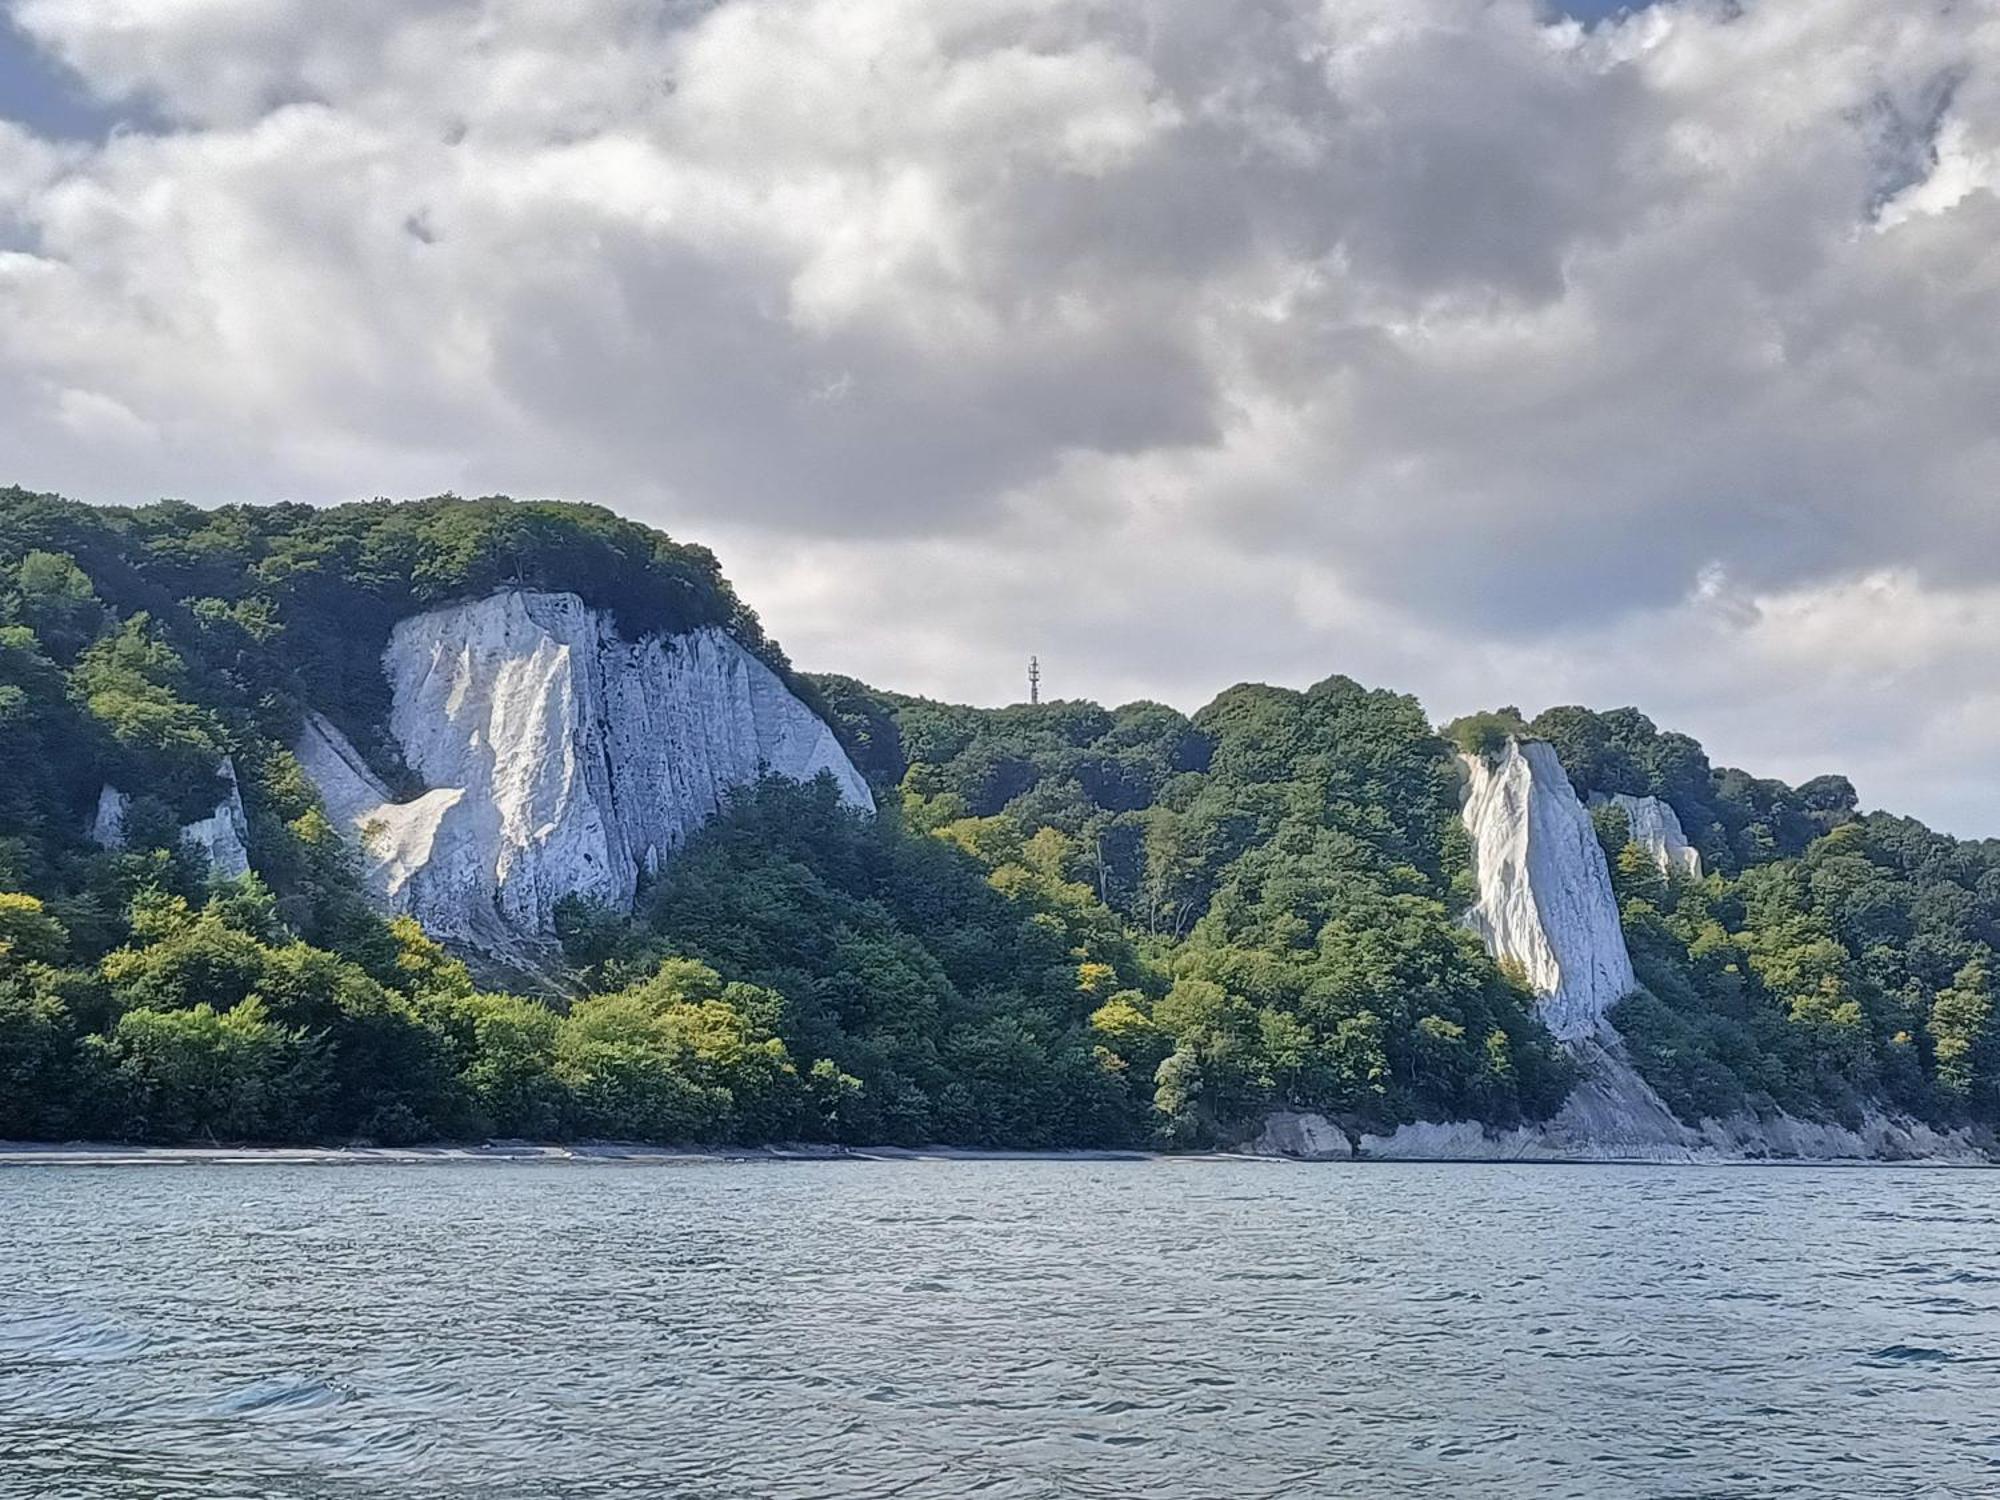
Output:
[[2, 489, 1996, 1147]]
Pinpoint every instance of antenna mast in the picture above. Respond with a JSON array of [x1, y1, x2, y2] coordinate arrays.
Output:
[[1028, 656, 1041, 706]]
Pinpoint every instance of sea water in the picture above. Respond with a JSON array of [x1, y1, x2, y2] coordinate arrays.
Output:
[[3, 1159, 1998, 1498]]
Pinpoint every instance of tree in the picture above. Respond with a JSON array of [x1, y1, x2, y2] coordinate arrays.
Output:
[[1153, 1047, 1207, 1144], [72, 615, 227, 812], [1444, 708, 1527, 759], [1931, 957, 1995, 1110], [0, 975, 86, 1137], [556, 992, 727, 1142], [1090, 993, 1169, 1076], [104, 999, 325, 1141], [455, 992, 566, 1138], [0, 893, 68, 967], [10, 550, 103, 661]]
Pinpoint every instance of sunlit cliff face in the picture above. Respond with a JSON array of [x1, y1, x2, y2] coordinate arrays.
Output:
[[1458, 738, 1635, 1042], [296, 590, 870, 957]]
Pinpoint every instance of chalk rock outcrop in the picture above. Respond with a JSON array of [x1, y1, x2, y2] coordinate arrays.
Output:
[[1460, 738, 1635, 1041], [88, 787, 128, 849], [89, 759, 252, 880], [1591, 791, 1702, 879], [294, 589, 872, 953], [1249, 1110, 1352, 1161]]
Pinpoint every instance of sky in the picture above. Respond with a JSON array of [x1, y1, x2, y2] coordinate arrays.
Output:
[[0, 1, 1996, 836]]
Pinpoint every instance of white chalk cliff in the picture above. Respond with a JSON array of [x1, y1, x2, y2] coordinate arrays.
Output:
[[89, 759, 253, 880], [1591, 791, 1702, 879], [1247, 735, 1989, 1164], [294, 589, 872, 955], [1459, 738, 1635, 1041]]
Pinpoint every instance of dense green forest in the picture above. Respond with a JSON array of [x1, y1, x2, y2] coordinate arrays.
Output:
[[2, 490, 1996, 1148]]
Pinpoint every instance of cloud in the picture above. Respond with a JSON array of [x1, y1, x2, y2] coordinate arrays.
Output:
[[0, 0, 1996, 831]]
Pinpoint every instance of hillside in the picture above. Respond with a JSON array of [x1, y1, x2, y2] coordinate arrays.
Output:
[[1, 490, 1995, 1152]]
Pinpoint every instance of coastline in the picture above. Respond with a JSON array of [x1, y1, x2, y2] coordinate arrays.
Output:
[[0, 1140, 1204, 1168], [3, 1138, 1992, 1168]]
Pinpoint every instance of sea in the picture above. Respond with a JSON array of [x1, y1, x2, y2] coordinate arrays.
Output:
[[3, 1158, 1998, 1498]]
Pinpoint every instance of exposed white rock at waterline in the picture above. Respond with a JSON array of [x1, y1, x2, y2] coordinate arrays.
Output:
[[293, 590, 873, 952], [88, 759, 252, 880], [1350, 1044, 1994, 1165], [1590, 791, 1702, 879], [1250, 1030, 1994, 1164], [1247, 1110, 1352, 1160], [1250, 1032, 1996, 1164], [1250, 1037, 1700, 1164], [1347, 1112, 1992, 1164], [1459, 739, 1635, 1041]]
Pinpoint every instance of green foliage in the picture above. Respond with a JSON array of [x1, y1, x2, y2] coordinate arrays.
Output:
[[10, 549, 104, 660], [1608, 816, 2000, 1128], [1443, 707, 1527, 758], [559, 959, 804, 1142], [3, 487, 1997, 1148], [0, 892, 68, 967], [98, 999, 326, 1143], [0, 975, 88, 1138], [832, 672, 1572, 1143], [1931, 958, 1996, 1112], [804, 673, 907, 786], [0, 623, 100, 863], [71, 616, 230, 813], [451, 992, 565, 1138], [1525, 703, 1856, 875], [585, 777, 1149, 1148]]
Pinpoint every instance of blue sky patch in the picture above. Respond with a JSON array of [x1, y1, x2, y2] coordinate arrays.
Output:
[[0, 18, 146, 140], [1548, 0, 1657, 22]]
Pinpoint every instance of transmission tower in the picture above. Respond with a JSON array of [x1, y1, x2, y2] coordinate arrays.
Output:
[[1028, 656, 1041, 705]]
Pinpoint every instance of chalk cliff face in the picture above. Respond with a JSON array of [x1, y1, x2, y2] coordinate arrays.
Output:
[[1459, 738, 1635, 1041], [1246, 736, 1988, 1163], [1591, 791, 1702, 879], [90, 759, 252, 880], [294, 590, 872, 954]]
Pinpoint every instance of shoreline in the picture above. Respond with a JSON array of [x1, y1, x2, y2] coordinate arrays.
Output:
[[0, 1140, 1206, 1169], [1, 1139, 1991, 1169]]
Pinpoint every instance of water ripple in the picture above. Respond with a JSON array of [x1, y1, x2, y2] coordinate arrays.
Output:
[[2, 1160, 1999, 1499]]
